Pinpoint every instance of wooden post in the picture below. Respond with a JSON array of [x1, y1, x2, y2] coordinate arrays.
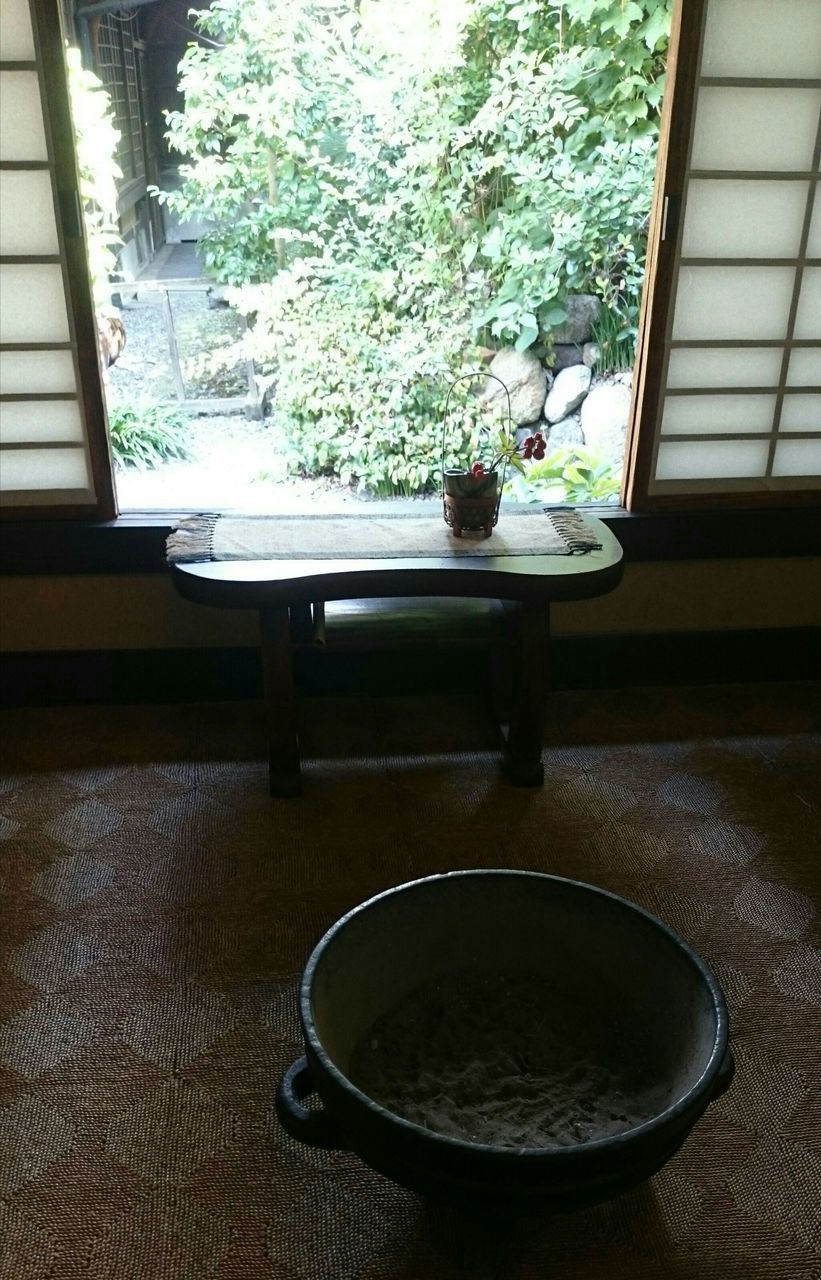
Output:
[[504, 600, 548, 787], [160, 288, 187, 402], [260, 606, 301, 797]]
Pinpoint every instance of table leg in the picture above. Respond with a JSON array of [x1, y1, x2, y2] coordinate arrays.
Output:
[[260, 606, 301, 797], [505, 600, 548, 787]]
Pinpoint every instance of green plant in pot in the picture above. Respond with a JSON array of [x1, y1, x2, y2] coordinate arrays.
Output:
[[442, 371, 547, 538], [444, 427, 547, 537]]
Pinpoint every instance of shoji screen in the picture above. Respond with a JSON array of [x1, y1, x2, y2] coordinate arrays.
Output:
[[0, 0, 114, 517], [629, 0, 821, 506]]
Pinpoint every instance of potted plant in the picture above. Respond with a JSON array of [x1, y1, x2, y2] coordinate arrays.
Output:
[[443, 427, 547, 537]]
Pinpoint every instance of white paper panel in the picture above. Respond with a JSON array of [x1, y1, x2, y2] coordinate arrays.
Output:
[[701, 0, 821, 79], [0, 0, 36, 59], [772, 439, 821, 476], [787, 348, 821, 386], [691, 89, 821, 172], [681, 181, 809, 259], [779, 395, 821, 430], [794, 271, 821, 340], [0, 169, 59, 255], [0, 400, 84, 444], [0, 265, 70, 343], [0, 446, 92, 491], [807, 188, 821, 260], [661, 394, 775, 435], [655, 440, 770, 480], [666, 348, 784, 389], [0, 70, 47, 162], [671, 268, 795, 340], [0, 350, 77, 396]]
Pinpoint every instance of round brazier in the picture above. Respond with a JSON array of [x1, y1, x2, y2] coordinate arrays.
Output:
[[276, 871, 733, 1211]]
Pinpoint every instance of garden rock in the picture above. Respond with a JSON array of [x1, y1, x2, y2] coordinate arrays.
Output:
[[582, 343, 601, 369], [547, 413, 584, 450], [544, 365, 591, 424], [551, 295, 602, 345], [484, 348, 547, 425], [581, 382, 632, 462], [551, 344, 585, 372]]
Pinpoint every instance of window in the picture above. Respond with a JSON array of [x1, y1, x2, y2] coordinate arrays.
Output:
[[1, 0, 819, 523], [0, 0, 114, 518], [624, 0, 821, 507]]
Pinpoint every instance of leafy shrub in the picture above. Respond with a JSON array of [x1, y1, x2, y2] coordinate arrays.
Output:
[[506, 445, 622, 505], [107, 401, 191, 471], [66, 49, 122, 309], [164, 0, 672, 494]]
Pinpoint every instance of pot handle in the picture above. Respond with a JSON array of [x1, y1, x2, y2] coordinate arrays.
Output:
[[276, 1056, 347, 1150], [710, 1046, 735, 1102]]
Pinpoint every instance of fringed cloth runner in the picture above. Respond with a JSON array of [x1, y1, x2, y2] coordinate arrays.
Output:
[[167, 509, 602, 564]]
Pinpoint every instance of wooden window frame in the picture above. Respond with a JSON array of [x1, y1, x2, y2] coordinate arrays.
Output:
[[0, 0, 115, 521], [2, 0, 819, 540], [623, 0, 821, 512]]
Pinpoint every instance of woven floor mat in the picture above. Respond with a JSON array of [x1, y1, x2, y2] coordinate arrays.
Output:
[[0, 682, 819, 1279]]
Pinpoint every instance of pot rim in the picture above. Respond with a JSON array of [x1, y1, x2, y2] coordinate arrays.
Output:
[[300, 869, 730, 1159]]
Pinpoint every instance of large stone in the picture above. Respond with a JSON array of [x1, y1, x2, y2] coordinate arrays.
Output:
[[551, 344, 585, 372], [484, 348, 548, 426], [547, 413, 584, 450], [582, 343, 601, 369], [544, 365, 591, 425], [581, 381, 632, 462], [551, 295, 602, 345]]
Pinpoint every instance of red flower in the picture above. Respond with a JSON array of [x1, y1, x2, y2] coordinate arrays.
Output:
[[471, 461, 486, 477]]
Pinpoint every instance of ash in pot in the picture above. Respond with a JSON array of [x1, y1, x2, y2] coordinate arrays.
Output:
[[348, 971, 669, 1148]]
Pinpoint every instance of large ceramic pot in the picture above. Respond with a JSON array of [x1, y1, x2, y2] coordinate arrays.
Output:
[[276, 871, 733, 1212]]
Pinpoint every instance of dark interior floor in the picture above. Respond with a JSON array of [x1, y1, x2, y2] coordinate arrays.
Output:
[[0, 682, 819, 1279]]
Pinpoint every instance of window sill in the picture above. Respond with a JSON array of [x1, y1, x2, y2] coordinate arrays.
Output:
[[1, 505, 819, 575]]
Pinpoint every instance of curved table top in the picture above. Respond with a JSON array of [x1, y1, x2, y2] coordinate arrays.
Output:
[[171, 515, 623, 609]]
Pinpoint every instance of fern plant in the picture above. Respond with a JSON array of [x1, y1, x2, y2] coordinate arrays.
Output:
[[108, 401, 191, 471]]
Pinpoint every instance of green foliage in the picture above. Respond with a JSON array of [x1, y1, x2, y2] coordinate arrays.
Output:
[[66, 49, 122, 308], [107, 400, 191, 471], [506, 444, 622, 504], [165, 0, 672, 494], [590, 303, 637, 374]]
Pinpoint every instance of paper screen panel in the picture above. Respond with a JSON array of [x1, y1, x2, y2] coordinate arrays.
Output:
[[701, 0, 821, 79], [690, 89, 821, 173], [772, 440, 821, 477], [779, 395, 821, 431], [0, 265, 71, 344], [794, 271, 821, 341], [681, 181, 809, 259], [654, 440, 771, 481], [671, 268, 795, 341], [787, 349, 821, 387], [0, 170, 59, 256], [0, 70, 48, 162], [807, 192, 821, 259], [0, 400, 84, 444], [0, 350, 77, 396], [661, 395, 775, 435], [0, 0, 36, 59], [0, 447, 92, 493], [666, 349, 783, 389]]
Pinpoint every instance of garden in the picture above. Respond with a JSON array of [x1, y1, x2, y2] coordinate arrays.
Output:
[[75, 0, 673, 510]]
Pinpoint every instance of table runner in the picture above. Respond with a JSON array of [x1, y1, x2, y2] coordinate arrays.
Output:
[[166, 509, 603, 564]]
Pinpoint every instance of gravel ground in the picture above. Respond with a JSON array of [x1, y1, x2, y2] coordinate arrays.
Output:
[[113, 412, 376, 513], [107, 288, 378, 512], [108, 288, 247, 402]]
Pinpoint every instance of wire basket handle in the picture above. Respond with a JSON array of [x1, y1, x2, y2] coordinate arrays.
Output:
[[441, 371, 513, 483]]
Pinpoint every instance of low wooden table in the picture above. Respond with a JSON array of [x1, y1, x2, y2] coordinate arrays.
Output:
[[171, 515, 623, 796]]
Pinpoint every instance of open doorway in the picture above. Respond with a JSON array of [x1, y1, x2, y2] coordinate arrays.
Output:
[[64, 0, 673, 514]]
